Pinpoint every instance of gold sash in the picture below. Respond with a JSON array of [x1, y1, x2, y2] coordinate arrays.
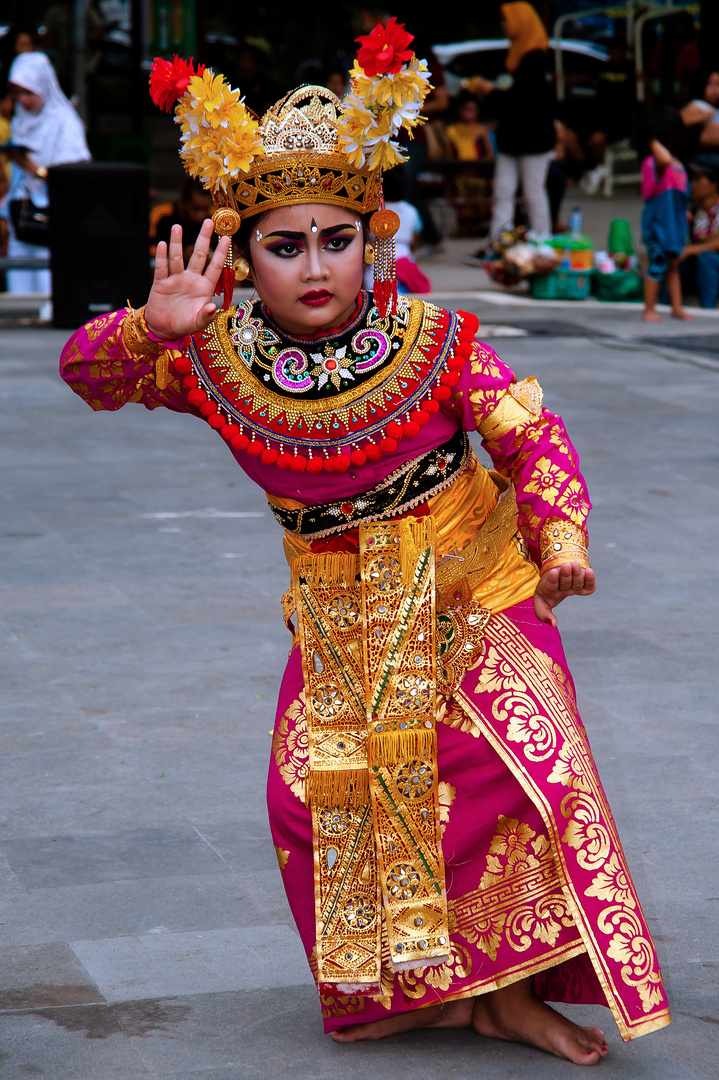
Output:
[[291, 490, 523, 991], [293, 519, 449, 990]]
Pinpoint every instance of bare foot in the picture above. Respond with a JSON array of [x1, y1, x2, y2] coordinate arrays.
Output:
[[472, 977, 608, 1065], [642, 309, 662, 322], [671, 308, 695, 320], [330, 997, 474, 1042]]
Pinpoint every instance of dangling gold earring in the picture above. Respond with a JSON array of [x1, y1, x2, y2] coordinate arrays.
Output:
[[234, 257, 250, 282], [363, 243, 375, 265]]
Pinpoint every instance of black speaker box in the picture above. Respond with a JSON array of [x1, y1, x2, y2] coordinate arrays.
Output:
[[48, 162, 151, 328]]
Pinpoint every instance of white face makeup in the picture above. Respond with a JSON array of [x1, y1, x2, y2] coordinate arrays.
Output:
[[248, 203, 364, 337]]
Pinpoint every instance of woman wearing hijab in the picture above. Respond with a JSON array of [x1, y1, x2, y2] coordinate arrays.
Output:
[[474, 2, 556, 238], [3, 50, 90, 294]]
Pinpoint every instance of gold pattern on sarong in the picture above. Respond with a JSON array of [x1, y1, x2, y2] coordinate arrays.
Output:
[[457, 615, 671, 1039]]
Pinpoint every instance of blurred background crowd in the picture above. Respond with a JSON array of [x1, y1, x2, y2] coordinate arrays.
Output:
[[1, 0, 718, 323]]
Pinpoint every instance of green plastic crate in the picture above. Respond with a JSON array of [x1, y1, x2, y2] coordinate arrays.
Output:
[[593, 269, 643, 302], [530, 268, 594, 301]]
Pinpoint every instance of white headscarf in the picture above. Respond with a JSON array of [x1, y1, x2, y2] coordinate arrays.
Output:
[[8, 52, 90, 167]]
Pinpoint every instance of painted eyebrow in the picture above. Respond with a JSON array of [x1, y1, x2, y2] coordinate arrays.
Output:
[[263, 224, 358, 240]]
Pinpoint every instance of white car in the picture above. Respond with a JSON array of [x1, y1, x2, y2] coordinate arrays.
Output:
[[433, 37, 609, 99]]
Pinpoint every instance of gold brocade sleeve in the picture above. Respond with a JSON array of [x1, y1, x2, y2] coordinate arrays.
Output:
[[456, 345, 593, 568], [539, 519, 590, 572], [475, 377, 544, 441], [121, 305, 182, 392], [59, 307, 190, 413]]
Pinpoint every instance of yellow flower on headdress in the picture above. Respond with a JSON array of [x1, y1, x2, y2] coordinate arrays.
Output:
[[338, 97, 405, 171], [349, 55, 431, 116], [175, 68, 263, 191], [337, 51, 431, 173]]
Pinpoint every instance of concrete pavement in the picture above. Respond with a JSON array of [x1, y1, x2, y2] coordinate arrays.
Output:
[[1, 272, 718, 1077]]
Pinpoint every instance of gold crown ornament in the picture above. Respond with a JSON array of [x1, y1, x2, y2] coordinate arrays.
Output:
[[149, 18, 431, 314]]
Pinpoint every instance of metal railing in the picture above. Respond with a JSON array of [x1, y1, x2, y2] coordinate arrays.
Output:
[[634, 3, 699, 102], [0, 257, 51, 270], [554, 4, 635, 102]]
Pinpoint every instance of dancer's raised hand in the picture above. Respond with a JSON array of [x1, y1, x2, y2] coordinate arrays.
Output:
[[145, 219, 231, 340]]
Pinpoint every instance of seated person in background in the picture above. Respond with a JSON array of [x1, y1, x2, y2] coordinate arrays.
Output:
[[324, 64, 348, 99], [150, 178, 213, 263], [445, 93, 494, 161], [580, 36, 636, 194], [681, 71, 719, 153], [680, 158, 719, 308], [365, 165, 432, 295]]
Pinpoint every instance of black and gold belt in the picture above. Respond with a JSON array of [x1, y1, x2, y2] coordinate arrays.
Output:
[[268, 429, 470, 540]]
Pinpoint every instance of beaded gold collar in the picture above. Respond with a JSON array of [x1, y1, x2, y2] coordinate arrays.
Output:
[[175, 297, 478, 474]]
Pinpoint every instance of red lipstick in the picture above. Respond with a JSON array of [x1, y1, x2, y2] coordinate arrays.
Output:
[[299, 290, 332, 306]]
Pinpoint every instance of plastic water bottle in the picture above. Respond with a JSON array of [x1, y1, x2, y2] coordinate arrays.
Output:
[[569, 206, 583, 238]]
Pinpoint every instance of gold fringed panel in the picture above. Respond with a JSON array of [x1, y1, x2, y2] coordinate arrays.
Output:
[[306, 768, 371, 810], [296, 564, 382, 989], [311, 799, 382, 990], [291, 552, 359, 588], [360, 521, 436, 728], [359, 519, 450, 971], [297, 516, 455, 990], [367, 728, 436, 770]]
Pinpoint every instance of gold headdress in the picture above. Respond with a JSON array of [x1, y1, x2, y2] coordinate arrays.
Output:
[[149, 19, 431, 313]]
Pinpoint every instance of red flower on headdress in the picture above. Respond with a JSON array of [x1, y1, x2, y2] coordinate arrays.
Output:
[[149, 55, 205, 112], [356, 17, 414, 77]]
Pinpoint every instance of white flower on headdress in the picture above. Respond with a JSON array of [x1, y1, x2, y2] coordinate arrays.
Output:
[[337, 54, 431, 173], [338, 97, 405, 171]]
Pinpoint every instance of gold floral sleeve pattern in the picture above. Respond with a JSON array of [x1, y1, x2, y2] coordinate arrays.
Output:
[[449, 340, 592, 564], [59, 308, 190, 413]]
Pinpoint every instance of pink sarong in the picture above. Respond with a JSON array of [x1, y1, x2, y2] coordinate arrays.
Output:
[[268, 597, 670, 1039]]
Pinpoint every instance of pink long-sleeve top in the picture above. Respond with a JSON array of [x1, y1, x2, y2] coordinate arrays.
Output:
[[59, 306, 591, 568]]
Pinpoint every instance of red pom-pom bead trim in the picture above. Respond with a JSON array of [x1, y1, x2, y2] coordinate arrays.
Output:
[[187, 388, 207, 408], [191, 306, 477, 472], [174, 355, 193, 375]]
